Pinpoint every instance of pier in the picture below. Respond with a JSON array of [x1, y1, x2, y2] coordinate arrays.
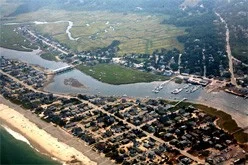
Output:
[[172, 98, 188, 107], [231, 126, 248, 135]]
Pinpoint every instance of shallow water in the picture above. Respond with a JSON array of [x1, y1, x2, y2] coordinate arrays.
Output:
[[2, 125, 32, 147], [1, 47, 248, 116], [0, 125, 60, 165]]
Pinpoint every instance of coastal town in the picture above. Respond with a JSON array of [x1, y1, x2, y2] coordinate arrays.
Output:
[[17, 25, 248, 98], [1, 57, 247, 165], [0, 0, 248, 164]]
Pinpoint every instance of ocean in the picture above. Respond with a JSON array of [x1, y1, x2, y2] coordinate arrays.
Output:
[[0, 125, 61, 165]]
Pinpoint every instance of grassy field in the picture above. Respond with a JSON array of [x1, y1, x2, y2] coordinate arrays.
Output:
[[40, 53, 58, 61], [0, 25, 38, 51], [76, 64, 169, 85], [15, 9, 185, 55]]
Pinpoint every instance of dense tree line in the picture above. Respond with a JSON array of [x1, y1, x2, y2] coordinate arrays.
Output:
[[216, 0, 248, 64], [163, 0, 229, 77]]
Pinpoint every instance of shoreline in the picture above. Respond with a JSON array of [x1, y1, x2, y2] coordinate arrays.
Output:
[[42, 86, 248, 131], [0, 104, 97, 165], [43, 83, 248, 130], [191, 100, 248, 132], [1, 124, 33, 148], [0, 122, 62, 165], [0, 96, 114, 165], [0, 90, 247, 165], [165, 99, 248, 135], [64, 78, 86, 89], [0, 45, 33, 52]]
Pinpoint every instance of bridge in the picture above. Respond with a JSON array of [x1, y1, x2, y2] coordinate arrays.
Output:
[[52, 66, 74, 74]]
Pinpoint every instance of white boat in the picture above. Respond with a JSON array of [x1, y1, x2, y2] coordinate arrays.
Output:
[[190, 86, 200, 93], [154, 90, 159, 93], [183, 84, 190, 89], [171, 88, 183, 94]]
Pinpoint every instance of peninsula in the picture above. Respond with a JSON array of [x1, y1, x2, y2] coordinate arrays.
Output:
[[0, 57, 247, 165], [1, 0, 248, 164]]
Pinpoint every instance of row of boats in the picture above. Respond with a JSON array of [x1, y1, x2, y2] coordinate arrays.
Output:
[[152, 82, 168, 94], [152, 83, 202, 94], [171, 84, 201, 94]]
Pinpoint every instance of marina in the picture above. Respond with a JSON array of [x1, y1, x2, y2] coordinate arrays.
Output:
[[1, 1, 248, 164], [1, 47, 248, 116], [190, 85, 201, 93], [183, 84, 191, 89], [171, 84, 201, 95]]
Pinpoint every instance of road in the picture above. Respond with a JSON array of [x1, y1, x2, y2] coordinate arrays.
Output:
[[232, 56, 248, 67], [0, 69, 205, 164], [0, 96, 114, 165], [26, 29, 69, 55], [202, 49, 207, 77], [215, 12, 237, 86], [88, 100, 205, 164], [177, 53, 182, 73], [0, 70, 71, 99]]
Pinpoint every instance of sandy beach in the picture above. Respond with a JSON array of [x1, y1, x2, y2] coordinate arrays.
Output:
[[0, 104, 97, 165], [0, 95, 114, 165]]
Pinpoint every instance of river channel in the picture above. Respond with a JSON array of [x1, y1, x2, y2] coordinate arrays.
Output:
[[0, 47, 247, 117], [34, 21, 80, 41]]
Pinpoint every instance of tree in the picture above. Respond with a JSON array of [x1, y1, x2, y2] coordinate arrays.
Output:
[[170, 63, 179, 71]]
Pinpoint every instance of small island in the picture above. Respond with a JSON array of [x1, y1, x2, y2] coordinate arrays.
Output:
[[64, 78, 85, 88], [0, 57, 247, 165]]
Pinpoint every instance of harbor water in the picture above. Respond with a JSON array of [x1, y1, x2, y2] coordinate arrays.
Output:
[[1, 47, 247, 114]]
